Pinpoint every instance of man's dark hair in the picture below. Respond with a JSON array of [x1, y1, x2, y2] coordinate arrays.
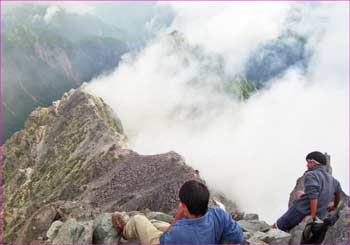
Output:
[[179, 180, 209, 215], [306, 151, 327, 165]]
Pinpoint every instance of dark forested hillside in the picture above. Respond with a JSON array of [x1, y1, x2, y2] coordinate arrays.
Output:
[[1, 4, 129, 142]]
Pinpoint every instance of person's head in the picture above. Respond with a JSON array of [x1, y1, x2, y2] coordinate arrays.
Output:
[[179, 180, 209, 217], [305, 151, 327, 169]]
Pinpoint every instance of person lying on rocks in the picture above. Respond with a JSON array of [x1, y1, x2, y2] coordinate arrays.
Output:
[[273, 151, 342, 232], [112, 180, 243, 244]]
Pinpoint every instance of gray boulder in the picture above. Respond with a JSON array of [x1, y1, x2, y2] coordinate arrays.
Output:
[[264, 228, 291, 244], [238, 220, 271, 232], [246, 231, 268, 244], [14, 204, 58, 244], [246, 237, 268, 244], [93, 213, 120, 244], [322, 206, 350, 244], [289, 222, 307, 244], [251, 231, 268, 240], [47, 220, 63, 242], [52, 218, 93, 244], [243, 231, 253, 241], [244, 213, 259, 220]]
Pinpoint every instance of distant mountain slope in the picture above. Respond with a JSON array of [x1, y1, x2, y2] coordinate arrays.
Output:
[[1, 5, 129, 142], [244, 31, 309, 87], [2, 4, 131, 42]]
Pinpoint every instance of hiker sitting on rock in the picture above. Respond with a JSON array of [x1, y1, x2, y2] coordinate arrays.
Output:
[[112, 180, 243, 244], [273, 151, 342, 232]]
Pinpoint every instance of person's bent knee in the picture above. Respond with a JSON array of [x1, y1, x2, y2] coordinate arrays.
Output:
[[276, 218, 288, 232], [131, 214, 150, 228], [276, 207, 304, 232], [132, 214, 148, 222]]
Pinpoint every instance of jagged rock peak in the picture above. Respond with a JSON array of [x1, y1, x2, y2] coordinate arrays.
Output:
[[27, 86, 124, 138]]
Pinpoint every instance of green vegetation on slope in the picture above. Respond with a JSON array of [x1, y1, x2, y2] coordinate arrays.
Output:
[[2, 6, 129, 142]]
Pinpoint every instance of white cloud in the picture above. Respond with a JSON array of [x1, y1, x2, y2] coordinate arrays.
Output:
[[44, 6, 60, 23], [167, 2, 290, 76], [86, 2, 349, 223], [59, 2, 94, 15], [31, 14, 42, 23], [42, 2, 95, 23]]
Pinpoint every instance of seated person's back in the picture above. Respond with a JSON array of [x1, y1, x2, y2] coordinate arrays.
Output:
[[112, 180, 243, 245], [161, 207, 243, 244], [160, 180, 243, 244]]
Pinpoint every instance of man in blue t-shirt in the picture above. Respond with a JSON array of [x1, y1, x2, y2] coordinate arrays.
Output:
[[112, 180, 243, 244]]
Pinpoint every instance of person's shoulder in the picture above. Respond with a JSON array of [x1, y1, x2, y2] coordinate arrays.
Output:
[[304, 169, 318, 178], [303, 170, 322, 187], [208, 207, 230, 219], [209, 207, 226, 214], [171, 217, 196, 230]]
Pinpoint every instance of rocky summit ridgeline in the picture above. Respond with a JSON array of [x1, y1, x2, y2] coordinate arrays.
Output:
[[2, 87, 204, 244], [2, 87, 349, 244]]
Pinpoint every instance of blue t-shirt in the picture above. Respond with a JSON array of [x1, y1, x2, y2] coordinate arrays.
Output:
[[160, 207, 243, 244]]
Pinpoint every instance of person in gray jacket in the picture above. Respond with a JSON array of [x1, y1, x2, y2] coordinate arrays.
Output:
[[273, 151, 342, 231]]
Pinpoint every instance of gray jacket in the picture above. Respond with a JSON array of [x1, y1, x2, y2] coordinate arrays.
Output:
[[293, 165, 342, 218]]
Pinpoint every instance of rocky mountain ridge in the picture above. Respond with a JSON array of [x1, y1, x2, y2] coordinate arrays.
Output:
[[2, 87, 349, 244], [2, 87, 218, 243]]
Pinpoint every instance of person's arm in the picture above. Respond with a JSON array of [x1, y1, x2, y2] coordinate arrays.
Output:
[[328, 179, 342, 211], [221, 209, 243, 244], [310, 198, 318, 219], [334, 191, 341, 207], [304, 172, 320, 218], [328, 191, 341, 211]]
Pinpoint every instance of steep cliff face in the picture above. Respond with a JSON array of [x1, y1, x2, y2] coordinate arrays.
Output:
[[2, 88, 202, 243]]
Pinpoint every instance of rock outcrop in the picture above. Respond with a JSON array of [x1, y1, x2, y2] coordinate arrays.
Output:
[[322, 206, 350, 244], [2, 88, 202, 244], [46, 211, 170, 244], [235, 213, 291, 244], [43, 209, 291, 245]]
